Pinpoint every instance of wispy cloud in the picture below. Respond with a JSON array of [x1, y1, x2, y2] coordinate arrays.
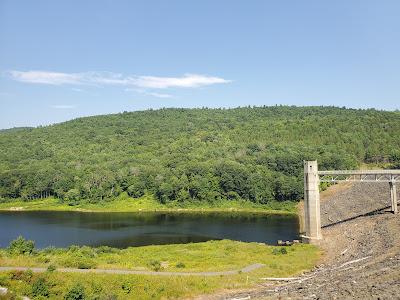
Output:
[[51, 105, 76, 109], [9, 71, 82, 85], [125, 88, 173, 98], [7, 70, 231, 90], [132, 74, 230, 89], [145, 92, 173, 98]]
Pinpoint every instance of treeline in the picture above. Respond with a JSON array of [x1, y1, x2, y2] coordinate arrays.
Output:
[[0, 106, 399, 205]]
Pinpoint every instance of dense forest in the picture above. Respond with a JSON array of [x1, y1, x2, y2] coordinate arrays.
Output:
[[0, 106, 399, 205]]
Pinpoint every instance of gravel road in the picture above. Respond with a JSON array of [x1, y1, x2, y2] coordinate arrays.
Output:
[[0, 263, 265, 277]]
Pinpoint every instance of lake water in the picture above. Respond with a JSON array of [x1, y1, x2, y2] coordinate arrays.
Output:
[[0, 211, 299, 248]]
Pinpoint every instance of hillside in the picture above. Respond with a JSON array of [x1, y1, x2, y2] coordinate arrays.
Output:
[[0, 106, 399, 206]]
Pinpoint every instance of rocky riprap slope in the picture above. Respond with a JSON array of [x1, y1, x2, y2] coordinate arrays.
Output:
[[202, 182, 400, 300]]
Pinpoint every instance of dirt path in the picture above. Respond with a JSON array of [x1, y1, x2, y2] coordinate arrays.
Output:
[[0, 263, 264, 277], [200, 182, 400, 299]]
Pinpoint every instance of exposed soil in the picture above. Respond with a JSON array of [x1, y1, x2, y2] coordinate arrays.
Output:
[[200, 182, 400, 300]]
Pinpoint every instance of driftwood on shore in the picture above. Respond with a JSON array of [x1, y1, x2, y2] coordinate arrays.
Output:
[[277, 239, 300, 246]]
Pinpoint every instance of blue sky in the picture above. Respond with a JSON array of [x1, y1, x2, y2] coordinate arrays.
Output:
[[0, 0, 399, 129]]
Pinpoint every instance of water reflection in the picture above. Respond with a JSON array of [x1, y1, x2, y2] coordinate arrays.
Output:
[[0, 211, 299, 248]]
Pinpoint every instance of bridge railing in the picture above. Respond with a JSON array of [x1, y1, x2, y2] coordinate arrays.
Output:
[[318, 170, 400, 183]]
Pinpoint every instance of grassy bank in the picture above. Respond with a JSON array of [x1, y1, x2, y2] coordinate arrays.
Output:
[[0, 193, 297, 214], [0, 240, 319, 299]]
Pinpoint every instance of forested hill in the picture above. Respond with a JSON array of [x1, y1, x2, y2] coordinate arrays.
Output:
[[1, 106, 399, 205]]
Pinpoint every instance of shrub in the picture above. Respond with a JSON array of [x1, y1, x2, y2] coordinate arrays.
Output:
[[64, 283, 85, 300], [176, 262, 185, 268], [47, 264, 56, 272], [89, 282, 102, 298], [0, 273, 9, 286], [148, 260, 162, 271], [9, 270, 25, 280], [272, 247, 288, 255], [121, 281, 132, 294], [94, 246, 118, 254], [62, 246, 97, 269], [9, 269, 33, 282], [65, 189, 81, 206], [8, 236, 35, 255], [127, 181, 145, 198], [37, 255, 50, 263], [80, 246, 96, 258], [61, 255, 96, 269], [67, 245, 80, 253], [42, 246, 58, 255], [31, 277, 49, 298]]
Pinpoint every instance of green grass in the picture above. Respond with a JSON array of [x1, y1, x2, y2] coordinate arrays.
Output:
[[0, 193, 297, 214], [0, 240, 316, 273], [0, 240, 319, 299]]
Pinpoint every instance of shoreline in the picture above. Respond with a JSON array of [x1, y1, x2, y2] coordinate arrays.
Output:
[[0, 196, 297, 215], [0, 206, 297, 215]]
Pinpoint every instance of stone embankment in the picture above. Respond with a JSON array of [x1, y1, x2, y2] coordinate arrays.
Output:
[[202, 182, 400, 300]]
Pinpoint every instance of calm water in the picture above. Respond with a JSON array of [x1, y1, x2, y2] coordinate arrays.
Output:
[[0, 211, 299, 248]]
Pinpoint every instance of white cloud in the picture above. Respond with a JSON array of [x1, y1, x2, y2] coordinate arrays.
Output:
[[125, 88, 173, 98], [145, 92, 173, 98], [7, 70, 231, 90], [51, 105, 76, 109], [132, 74, 231, 89], [9, 71, 82, 85]]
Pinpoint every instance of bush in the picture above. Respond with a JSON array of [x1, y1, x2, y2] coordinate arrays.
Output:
[[37, 255, 50, 263], [67, 245, 80, 253], [62, 246, 97, 269], [9, 269, 33, 282], [272, 247, 288, 255], [121, 281, 132, 294], [175, 262, 185, 268], [61, 255, 96, 269], [0, 273, 9, 287], [148, 260, 162, 272], [64, 283, 85, 300], [8, 236, 35, 255], [94, 246, 118, 254], [42, 246, 58, 255], [31, 277, 50, 298], [127, 181, 145, 198], [65, 189, 81, 206], [47, 264, 56, 272]]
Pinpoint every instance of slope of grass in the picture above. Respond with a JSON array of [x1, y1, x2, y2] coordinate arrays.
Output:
[[0, 240, 319, 299], [0, 240, 316, 273], [0, 193, 297, 214]]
